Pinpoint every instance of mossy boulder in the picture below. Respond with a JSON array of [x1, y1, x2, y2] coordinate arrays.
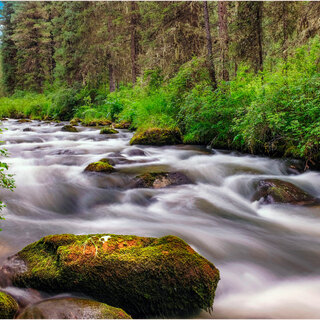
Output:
[[69, 118, 80, 126], [0, 291, 19, 319], [61, 125, 78, 133], [252, 179, 319, 205], [17, 119, 31, 123], [84, 158, 115, 173], [82, 119, 112, 127], [132, 172, 192, 189], [17, 297, 131, 319], [112, 121, 131, 129], [100, 127, 118, 134], [3, 234, 220, 318], [130, 128, 182, 146]]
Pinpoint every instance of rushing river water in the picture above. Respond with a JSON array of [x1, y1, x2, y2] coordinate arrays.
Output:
[[0, 119, 320, 318]]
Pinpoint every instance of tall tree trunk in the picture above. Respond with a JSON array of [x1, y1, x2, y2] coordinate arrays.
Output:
[[109, 64, 115, 92], [203, 1, 217, 89], [282, 2, 288, 64], [130, 1, 139, 84], [256, 2, 263, 73], [218, 0, 229, 81]]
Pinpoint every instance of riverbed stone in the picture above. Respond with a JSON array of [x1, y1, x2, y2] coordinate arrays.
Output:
[[2, 233, 220, 318], [22, 128, 33, 132], [84, 158, 115, 173], [17, 119, 31, 123], [17, 297, 131, 319], [0, 291, 19, 319], [132, 172, 192, 189], [61, 125, 78, 133], [112, 121, 131, 129], [100, 127, 118, 134], [82, 119, 112, 127], [252, 179, 319, 205], [130, 128, 182, 146]]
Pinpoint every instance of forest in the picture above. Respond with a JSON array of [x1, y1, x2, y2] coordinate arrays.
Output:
[[0, 1, 319, 166], [0, 1, 320, 319]]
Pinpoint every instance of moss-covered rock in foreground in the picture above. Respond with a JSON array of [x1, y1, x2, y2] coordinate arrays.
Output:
[[130, 128, 182, 146], [84, 158, 115, 173], [17, 297, 131, 319], [252, 179, 319, 205], [6, 234, 220, 318], [61, 125, 78, 132], [100, 127, 118, 134], [132, 172, 192, 188], [0, 291, 19, 319]]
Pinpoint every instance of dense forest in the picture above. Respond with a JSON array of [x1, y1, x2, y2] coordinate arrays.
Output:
[[0, 1, 320, 166]]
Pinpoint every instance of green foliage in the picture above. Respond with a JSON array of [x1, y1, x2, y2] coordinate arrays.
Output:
[[0, 125, 15, 230]]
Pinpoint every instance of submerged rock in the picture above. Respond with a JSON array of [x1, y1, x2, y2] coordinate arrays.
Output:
[[100, 127, 118, 134], [132, 172, 192, 189], [126, 148, 146, 157], [23, 128, 33, 132], [112, 121, 131, 129], [84, 158, 115, 173], [252, 179, 318, 205], [0, 291, 19, 319], [130, 128, 182, 146], [17, 297, 131, 319], [2, 234, 220, 318], [61, 125, 78, 133]]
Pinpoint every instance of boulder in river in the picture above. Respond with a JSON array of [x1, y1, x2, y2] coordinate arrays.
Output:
[[112, 121, 131, 129], [1, 233, 220, 318], [252, 179, 319, 205], [61, 125, 78, 133], [82, 119, 112, 127], [130, 128, 182, 146], [100, 127, 118, 134], [17, 297, 131, 319], [84, 158, 115, 173], [17, 119, 31, 124], [126, 148, 146, 156], [22, 128, 33, 132], [0, 291, 19, 319], [132, 172, 192, 188], [69, 118, 80, 126]]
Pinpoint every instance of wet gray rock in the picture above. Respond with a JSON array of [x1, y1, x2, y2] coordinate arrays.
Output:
[[131, 172, 192, 189], [17, 297, 132, 319], [252, 179, 319, 205]]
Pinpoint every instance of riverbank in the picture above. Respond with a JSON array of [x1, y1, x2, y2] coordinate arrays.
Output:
[[1, 38, 319, 168]]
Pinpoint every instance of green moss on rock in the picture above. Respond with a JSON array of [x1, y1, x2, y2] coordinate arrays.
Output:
[[8, 234, 220, 318], [253, 179, 319, 205], [0, 291, 19, 319], [17, 119, 31, 123], [100, 127, 118, 134], [112, 121, 131, 129], [84, 159, 115, 173], [130, 128, 182, 146], [17, 297, 131, 319], [81, 119, 112, 127], [61, 125, 78, 133], [133, 172, 192, 188]]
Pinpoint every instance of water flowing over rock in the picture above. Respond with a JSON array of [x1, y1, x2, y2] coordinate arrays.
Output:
[[17, 297, 131, 319], [84, 159, 115, 173], [1, 234, 220, 318], [132, 172, 192, 189], [0, 291, 19, 319], [130, 128, 182, 146], [100, 127, 118, 134], [252, 179, 319, 205], [61, 125, 78, 133]]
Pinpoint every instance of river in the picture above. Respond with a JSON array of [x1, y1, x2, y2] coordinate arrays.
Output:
[[1, 119, 320, 318]]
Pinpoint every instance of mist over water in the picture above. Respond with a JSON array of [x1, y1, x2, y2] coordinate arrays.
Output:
[[1, 119, 320, 318]]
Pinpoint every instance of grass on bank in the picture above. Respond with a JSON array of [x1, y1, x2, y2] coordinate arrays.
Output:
[[0, 37, 319, 165]]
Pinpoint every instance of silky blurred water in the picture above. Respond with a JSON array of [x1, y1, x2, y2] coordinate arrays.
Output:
[[1, 119, 320, 318]]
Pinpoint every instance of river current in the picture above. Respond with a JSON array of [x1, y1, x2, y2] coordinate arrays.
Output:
[[0, 119, 320, 318]]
